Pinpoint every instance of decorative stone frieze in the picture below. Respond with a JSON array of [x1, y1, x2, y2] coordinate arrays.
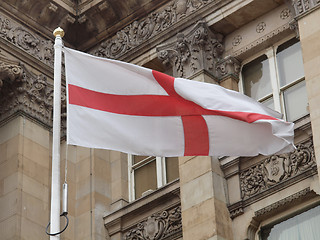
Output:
[[90, 0, 219, 59], [157, 21, 223, 78], [240, 140, 316, 200], [233, 22, 291, 58], [123, 205, 182, 240], [0, 13, 54, 67], [0, 58, 66, 128], [288, 0, 320, 18]]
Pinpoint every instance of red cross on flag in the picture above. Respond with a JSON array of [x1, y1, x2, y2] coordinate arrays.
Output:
[[64, 47, 295, 157]]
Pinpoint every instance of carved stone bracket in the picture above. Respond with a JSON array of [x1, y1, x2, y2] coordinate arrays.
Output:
[[123, 205, 182, 240], [216, 56, 240, 81], [240, 139, 316, 200], [156, 21, 224, 78], [90, 0, 219, 59], [0, 58, 66, 128], [0, 13, 54, 67], [0, 60, 23, 90]]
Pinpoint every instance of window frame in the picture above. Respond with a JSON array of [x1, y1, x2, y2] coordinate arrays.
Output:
[[259, 202, 320, 240], [239, 35, 307, 122], [128, 155, 169, 201]]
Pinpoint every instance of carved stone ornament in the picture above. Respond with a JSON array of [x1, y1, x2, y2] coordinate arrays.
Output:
[[232, 35, 242, 46], [216, 56, 240, 80], [280, 8, 291, 19], [0, 60, 23, 90], [256, 22, 266, 33], [0, 13, 54, 67], [240, 140, 316, 199], [157, 21, 224, 78], [124, 206, 182, 240], [90, 0, 217, 59], [288, 0, 320, 18], [0, 58, 66, 128]]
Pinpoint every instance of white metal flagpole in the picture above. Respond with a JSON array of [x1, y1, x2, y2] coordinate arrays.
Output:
[[50, 27, 64, 240]]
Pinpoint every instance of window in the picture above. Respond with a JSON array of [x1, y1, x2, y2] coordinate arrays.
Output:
[[261, 205, 320, 240], [241, 38, 308, 122], [128, 155, 179, 201]]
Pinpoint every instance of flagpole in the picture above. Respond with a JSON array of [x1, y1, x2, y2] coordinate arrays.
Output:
[[50, 27, 64, 240]]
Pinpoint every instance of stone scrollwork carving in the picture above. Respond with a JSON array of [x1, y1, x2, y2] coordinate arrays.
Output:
[[240, 140, 316, 199], [124, 206, 182, 240], [90, 0, 216, 59], [0, 13, 54, 67], [157, 21, 224, 78]]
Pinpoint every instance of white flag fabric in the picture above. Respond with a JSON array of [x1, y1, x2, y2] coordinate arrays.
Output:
[[64, 47, 295, 157]]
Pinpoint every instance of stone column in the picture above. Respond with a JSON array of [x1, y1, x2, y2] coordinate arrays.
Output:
[[291, 1, 320, 178], [157, 22, 236, 240]]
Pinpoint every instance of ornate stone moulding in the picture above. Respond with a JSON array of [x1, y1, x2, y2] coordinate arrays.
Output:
[[232, 22, 292, 60], [104, 180, 181, 240], [246, 187, 319, 240], [89, 0, 229, 60], [0, 12, 54, 68], [0, 58, 66, 128], [288, 0, 320, 18], [228, 137, 317, 219]]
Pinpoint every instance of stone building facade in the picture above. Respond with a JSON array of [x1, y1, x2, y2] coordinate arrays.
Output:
[[1, 0, 320, 239]]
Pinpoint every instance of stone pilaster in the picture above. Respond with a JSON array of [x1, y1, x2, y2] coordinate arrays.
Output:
[[110, 151, 129, 212], [294, 1, 320, 183], [157, 22, 234, 240], [0, 115, 51, 239], [178, 156, 233, 240]]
